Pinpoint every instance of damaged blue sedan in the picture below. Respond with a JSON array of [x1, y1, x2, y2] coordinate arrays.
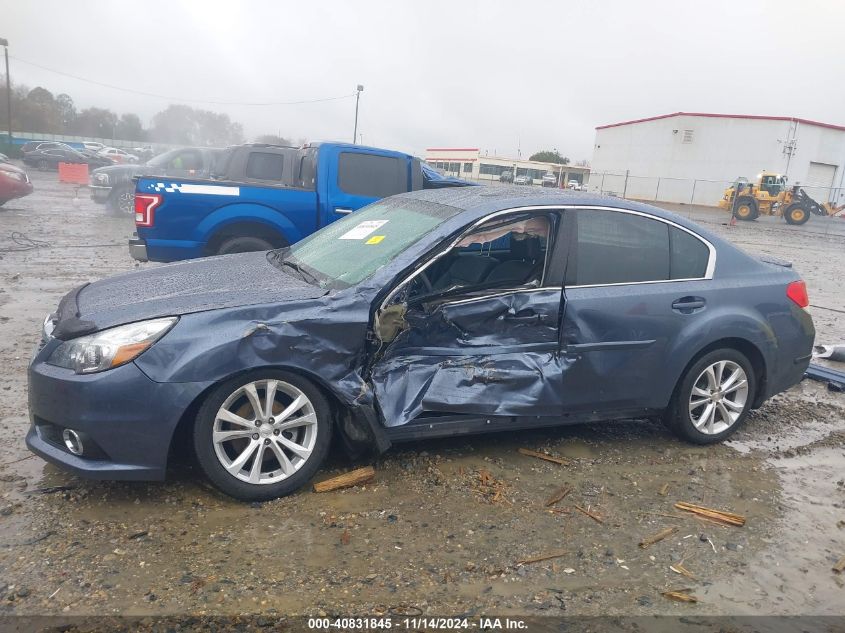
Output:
[[27, 187, 815, 500]]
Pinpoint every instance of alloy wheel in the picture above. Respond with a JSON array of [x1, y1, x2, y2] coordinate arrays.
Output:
[[212, 379, 318, 484], [688, 360, 749, 435]]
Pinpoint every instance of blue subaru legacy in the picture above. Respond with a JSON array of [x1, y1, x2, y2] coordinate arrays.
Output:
[[27, 187, 815, 501]]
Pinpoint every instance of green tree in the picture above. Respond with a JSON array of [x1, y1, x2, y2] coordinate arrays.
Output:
[[529, 150, 569, 165], [116, 113, 145, 141], [24, 86, 61, 133], [55, 93, 76, 131], [255, 134, 293, 146], [150, 104, 244, 146], [72, 107, 119, 138]]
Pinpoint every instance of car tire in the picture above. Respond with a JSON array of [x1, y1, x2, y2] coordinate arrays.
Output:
[[784, 204, 810, 225], [37, 159, 49, 172], [108, 186, 135, 215], [664, 348, 756, 444], [193, 370, 333, 501], [216, 236, 275, 255]]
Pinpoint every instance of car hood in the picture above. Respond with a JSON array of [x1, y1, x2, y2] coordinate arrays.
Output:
[[52, 251, 328, 339], [91, 163, 143, 177], [0, 162, 27, 176]]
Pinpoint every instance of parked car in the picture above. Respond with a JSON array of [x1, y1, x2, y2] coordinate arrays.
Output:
[[568, 180, 582, 190], [82, 141, 106, 153], [90, 146, 222, 214], [22, 147, 113, 171], [27, 188, 814, 501], [21, 141, 75, 154], [130, 142, 471, 263], [0, 162, 34, 206], [514, 173, 532, 185], [0, 152, 9, 163], [542, 172, 558, 187], [499, 169, 514, 183], [98, 147, 139, 164]]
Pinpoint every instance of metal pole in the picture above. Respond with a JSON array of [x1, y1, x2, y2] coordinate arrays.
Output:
[[654, 177, 661, 201], [622, 169, 629, 199], [600, 173, 605, 194], [2, 41, 11, 147], [690, 179, 696, 205], [352, 84, 363, 144]]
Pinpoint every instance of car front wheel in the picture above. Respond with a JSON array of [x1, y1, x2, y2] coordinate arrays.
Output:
[[193, 370, 332, 501], [108, 186, 135, 215], [665, 349, 756, 444]]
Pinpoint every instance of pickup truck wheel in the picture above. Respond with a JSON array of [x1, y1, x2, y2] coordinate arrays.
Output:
[[217, 236, 275, 255], [664, 348, 756, 444], [193, 370, 332, 501], [108, 186, 135, 215]]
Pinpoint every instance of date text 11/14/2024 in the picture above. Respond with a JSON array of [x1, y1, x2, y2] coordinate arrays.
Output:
[[307, 617, 529, 630]]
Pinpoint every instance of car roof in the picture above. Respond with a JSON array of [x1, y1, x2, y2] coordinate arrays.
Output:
[[394, 185, 723, 241]]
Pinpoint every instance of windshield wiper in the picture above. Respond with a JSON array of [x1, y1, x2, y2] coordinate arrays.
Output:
[[278, 259, 320, 286]]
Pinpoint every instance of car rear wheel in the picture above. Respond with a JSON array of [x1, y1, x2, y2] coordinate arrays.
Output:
[[37, 159, 49, 171], [193, 370, 332, 501], [108, 186, 135, 215], [665, 349, 756, 444], [217, 236, 275, 255]]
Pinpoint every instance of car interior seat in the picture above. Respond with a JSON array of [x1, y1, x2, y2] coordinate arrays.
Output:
[[484, 236, 543, 286]]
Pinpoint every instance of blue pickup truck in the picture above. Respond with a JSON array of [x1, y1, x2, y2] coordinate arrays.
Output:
[[130, 142, 468, 262]]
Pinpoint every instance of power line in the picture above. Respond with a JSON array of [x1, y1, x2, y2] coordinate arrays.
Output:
[[8, 55, 356, 107]]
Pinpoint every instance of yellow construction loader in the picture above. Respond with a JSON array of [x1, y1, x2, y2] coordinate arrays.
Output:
[[717, 171, 844, 225]]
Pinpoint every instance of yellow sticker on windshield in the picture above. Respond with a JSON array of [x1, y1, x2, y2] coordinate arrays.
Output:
[[366, 235, 385, 244]]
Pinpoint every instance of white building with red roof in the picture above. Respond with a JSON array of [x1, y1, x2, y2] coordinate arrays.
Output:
[[590, 112, 845, 206]]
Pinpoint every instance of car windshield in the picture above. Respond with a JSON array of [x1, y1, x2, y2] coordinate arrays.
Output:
[[273, 197, 462, 289], [146, 149, 182, 167]]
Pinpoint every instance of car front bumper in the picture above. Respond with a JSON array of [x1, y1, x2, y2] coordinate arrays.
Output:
[[27, 350, 209, 481], [128, 236, 148, 262], [89, 184, 112, 204]]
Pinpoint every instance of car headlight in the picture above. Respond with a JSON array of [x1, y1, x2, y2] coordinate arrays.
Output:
[[47, 317, 177, 374], [92, 172, 109, 184]]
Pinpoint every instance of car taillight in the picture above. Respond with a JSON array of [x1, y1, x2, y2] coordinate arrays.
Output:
[[786, 280, 809, 308], [134, 193, 162, 227]]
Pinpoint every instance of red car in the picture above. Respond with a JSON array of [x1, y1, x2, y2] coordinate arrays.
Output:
[[0, 162, 34, 206]]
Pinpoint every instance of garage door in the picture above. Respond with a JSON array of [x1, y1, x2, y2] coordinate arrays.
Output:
[[803, 162, 837, 203]]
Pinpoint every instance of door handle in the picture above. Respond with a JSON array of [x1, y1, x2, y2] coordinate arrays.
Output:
[[672, 296, 706, 313], [335, 208, 353, 215]]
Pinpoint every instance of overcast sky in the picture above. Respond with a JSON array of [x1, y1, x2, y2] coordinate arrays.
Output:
[[3, 0, 844, 161]]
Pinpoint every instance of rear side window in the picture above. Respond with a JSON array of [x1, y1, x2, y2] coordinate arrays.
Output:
[[669, 226, 710, 279], [337, 152, 408, 197], [568, 210, 710, 286], [246, 152, 284, 181], [570, 210, 670, 285]]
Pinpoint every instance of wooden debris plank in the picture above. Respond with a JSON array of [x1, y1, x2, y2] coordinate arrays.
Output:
[[662, 590, 698, 603], [574, 504, 604, 524], [518, 448, 568, 465], [639, 526, 678, 548], [545, 485, 572, 507], [313, 466, 375, 493], [674, 501, 745, 527], [516, 549, 568, 566], [833, 556, 845, 574]]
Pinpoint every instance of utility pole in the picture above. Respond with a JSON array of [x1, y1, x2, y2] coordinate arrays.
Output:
[[353, 84, 363, 144], [0, 38, 11, 148]]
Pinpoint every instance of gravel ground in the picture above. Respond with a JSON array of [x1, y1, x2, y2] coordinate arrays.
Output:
[[0, 168, 843, 621]]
